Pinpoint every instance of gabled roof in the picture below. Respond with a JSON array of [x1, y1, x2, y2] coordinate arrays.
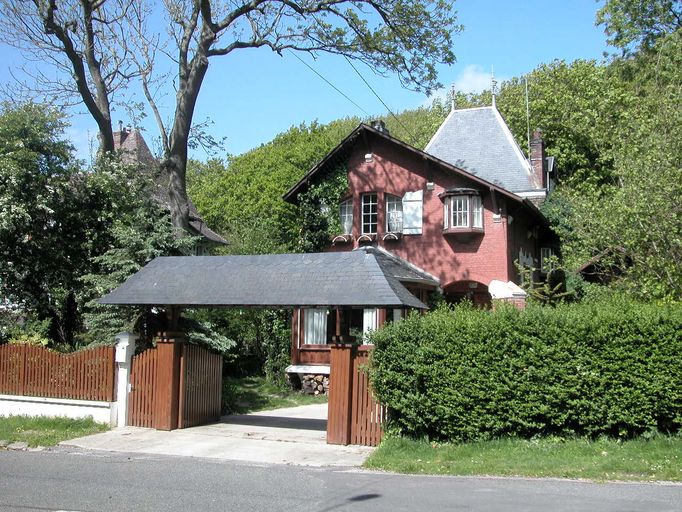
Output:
[[283, 123, 548, 224], [98, 250, 437, 309], [424, 106, 538, 193]]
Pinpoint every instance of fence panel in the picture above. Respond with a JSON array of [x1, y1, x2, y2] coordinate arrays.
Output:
[[350, 348, 386, 447], [128, 347, 158, 427], [178, 344, 222, 428], [0, 344, 115, 401]]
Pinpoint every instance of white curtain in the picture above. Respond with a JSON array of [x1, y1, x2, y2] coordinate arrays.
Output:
[[363, 308, 378, 344], [304, 308, 327, 345]]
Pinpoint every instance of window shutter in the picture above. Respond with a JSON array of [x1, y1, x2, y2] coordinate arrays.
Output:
[[402, 190, 423, 234]]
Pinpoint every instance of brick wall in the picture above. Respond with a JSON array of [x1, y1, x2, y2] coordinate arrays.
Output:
[[326, 138, 540, 290]]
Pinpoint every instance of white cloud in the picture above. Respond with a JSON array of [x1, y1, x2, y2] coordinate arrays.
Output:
[[424, 64, 508, 106], [454, 64, 496, 94]]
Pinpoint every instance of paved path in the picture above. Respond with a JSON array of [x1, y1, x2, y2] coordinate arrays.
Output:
[[63, 403, 372, 467], [1, 450, 680, 512]]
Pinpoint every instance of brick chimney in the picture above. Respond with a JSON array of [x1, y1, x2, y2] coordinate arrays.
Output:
[[530, 129, 546, 189], [370, 120, 389, 135]]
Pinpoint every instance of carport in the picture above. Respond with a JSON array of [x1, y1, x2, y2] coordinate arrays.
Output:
[[99, 248, 433, 446]]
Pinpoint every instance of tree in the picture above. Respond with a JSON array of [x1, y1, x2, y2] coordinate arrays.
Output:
[[0, 0, 144, 153], [596, 0, 682, 54], [1, 0, 461, 234], [0, 102, 131, 345]]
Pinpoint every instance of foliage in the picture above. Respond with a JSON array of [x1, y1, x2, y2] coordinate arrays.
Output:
[[596, 0, 682, 54], [297, 163, 349, 253], [365, 434, 682, 481], [188, 119, 359, 252], [0, 103, 133, 346], [0, 415, 109, 448], [77, 158, 198, 346], [369, 299, 682, 443]]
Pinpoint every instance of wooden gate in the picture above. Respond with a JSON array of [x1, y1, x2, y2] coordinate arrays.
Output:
[[327, 344, 386, 446], [178, 344, 222, 428], [128, 337, 222, 430]]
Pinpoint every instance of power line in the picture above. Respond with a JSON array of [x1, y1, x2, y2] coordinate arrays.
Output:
[[288, 50, 371, 117], [343, 56, 419, 146]]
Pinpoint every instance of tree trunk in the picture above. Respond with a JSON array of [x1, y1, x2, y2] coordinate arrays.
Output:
[[162, 154, 191, 232]]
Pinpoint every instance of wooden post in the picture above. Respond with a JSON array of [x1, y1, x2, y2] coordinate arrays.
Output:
[[153, 332, 184, 431], [327, 344, 354, 445]]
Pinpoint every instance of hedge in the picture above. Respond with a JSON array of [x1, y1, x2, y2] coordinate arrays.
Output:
[[369, 298, 682, 442]]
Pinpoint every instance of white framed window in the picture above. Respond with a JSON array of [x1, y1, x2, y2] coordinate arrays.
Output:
[[443, 194, 484, 230], [339, 199, 353, 234], [541, 247, 555, 274], [362, 193, 378, 234], [386, 194, 403, 232], [303, 308, 327, 345]]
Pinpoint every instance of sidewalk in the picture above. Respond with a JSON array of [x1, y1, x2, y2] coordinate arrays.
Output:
[[62, 403, 373, 467]]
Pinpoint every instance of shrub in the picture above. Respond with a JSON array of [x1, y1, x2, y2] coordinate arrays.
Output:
[[369, 298, 682, 442]]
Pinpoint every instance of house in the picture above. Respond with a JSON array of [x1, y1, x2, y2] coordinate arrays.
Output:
[[283, 104, 558, 370], [113, 124, 227, 253]]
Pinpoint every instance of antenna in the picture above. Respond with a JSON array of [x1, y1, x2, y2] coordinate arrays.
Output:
[[525, 75, 531, 159], [491, 66, 498, 108], [451, 83, 456, 111]]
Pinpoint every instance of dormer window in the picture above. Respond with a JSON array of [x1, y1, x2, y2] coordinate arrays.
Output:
[[339, 198, 353, 234], [441, 188, 484, 234]]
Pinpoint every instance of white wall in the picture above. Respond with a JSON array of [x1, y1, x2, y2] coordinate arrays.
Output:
[[0, 394, 116, 426]]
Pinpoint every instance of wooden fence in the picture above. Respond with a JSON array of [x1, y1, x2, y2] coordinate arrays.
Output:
[[0, 343, 115, 402], [327, 344, 386, 447]]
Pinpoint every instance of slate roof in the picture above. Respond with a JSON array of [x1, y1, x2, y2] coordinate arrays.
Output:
[[99, 250, 437, 308], [424, 106, 539, 193]]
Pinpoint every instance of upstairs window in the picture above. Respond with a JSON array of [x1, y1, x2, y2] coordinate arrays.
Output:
[[386, 194, 403, 233], [540, 247, 556, 274], [362, 193, 378, 234], [339, 199, 353, 234], [442, 189, 484, 231]]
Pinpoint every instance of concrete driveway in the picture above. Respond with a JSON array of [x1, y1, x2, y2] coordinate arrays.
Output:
[[62, 403, 373, 467]]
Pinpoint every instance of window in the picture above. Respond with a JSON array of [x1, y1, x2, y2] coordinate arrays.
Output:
[[339, 199, 353, 234], [362, 308, 378, 345], [541, 247, 555, 274], [303, 308, 327, 345], [386, 194, 403, 232], [442, 192, 484, 230], [362, 193, 378, 234]]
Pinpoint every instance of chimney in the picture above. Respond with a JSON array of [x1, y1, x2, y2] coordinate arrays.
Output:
[[370, 119, 389, 135], [530, 128, 546, 189]]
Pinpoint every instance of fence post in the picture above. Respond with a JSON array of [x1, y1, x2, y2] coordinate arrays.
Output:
[[327, 344, 354, 445], [115, 332, 138, 427], [153, 332, 184, 431]]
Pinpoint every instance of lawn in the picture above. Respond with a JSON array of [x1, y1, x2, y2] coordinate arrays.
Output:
[[223, 375, 328, 414], [365, 435, 682, 482], [0, 416, 109, 448]]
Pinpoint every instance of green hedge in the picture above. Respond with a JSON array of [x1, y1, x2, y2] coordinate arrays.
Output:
[[369, 299, 682, 442]]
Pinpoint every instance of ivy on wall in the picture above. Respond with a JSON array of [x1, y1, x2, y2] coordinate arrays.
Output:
[[297, 163, 349, 253]]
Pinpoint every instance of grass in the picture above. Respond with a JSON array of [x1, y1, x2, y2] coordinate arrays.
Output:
[[364, 435, 682, 482], [223, 375, 328, 414], [0, 415, 109, 448]]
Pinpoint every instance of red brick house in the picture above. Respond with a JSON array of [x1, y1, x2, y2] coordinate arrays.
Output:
[[283, 105, 558, 370]]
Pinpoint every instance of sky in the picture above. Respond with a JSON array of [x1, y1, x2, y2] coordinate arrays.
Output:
[[0, 0, 610, 161]]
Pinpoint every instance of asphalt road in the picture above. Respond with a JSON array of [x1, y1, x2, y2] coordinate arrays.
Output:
[[0, 449, 680, 512]]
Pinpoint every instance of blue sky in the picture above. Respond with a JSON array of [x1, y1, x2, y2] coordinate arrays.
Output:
[[0, 0, 609, 161]]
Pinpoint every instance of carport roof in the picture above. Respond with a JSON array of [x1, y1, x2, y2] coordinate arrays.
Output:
[[98, 248, 438, 309]]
